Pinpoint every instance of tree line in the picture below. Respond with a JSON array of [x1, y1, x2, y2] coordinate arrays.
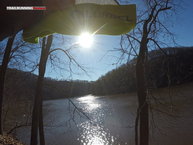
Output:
[[92, 46, 193, 95], [3, 46, 193, 101]]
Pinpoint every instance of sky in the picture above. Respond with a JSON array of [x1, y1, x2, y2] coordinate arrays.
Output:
[[171, 0, 193, 46], [45, 35, 123, 81], [1, 0, 193, 81], [45, 0, 193, 81]]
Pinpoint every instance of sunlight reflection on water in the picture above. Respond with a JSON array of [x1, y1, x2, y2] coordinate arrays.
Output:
[[77, 95, 116, 145], [77, 122, 116, 145], [77, 95, 101, 111]]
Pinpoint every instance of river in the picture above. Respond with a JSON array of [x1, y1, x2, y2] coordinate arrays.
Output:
[[16, 86, 193, 145]]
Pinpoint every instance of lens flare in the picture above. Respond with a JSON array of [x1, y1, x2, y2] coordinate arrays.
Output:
[[78, 32, 94, 49]]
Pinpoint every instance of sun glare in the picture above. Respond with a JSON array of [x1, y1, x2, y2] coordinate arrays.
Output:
[[78, 32, 94, 49]]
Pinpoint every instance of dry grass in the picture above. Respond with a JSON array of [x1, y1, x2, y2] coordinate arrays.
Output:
[[0, 135, 24, 145]]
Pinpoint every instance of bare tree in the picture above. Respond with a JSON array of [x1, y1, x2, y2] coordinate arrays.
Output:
[[30, 34, 89, 145], [0, 34, 16, 134], [116, 0, 177, 145], [30, 36, 52, 145], [0, 32, 40, 135]]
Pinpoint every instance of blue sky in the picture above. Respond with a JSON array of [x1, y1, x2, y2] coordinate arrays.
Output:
[[171, 0, 193, 47], [45, 35, 122, 81]]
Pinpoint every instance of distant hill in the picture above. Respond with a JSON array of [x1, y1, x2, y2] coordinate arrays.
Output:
[[4, 68, 91, 102], [3, 46, 193, 99], [92, 46, 193, 95]]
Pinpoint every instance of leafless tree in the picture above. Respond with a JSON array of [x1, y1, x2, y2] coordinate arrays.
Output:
[[0, 32, 40, 135], [116, 0, 178, 145], [0, 34, 16, 134], [30, 36, 52, 145], [30, 34, 89, 145]]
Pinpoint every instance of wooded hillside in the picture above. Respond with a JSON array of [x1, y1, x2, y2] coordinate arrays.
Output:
[[3, 46, 193, 99], [92, 47, 193, 95]]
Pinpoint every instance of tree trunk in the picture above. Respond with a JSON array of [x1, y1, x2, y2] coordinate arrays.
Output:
[[30, 35, 53, 145], [39, 95, 45, 145], [0, 34, 16, 134], [136, 41, 149, 145]]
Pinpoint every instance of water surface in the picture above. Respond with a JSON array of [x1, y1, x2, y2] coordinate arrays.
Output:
[[17, 90, 193, 145]]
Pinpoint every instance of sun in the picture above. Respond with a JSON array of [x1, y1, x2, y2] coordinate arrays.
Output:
[[78, 32, 94, 49]]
